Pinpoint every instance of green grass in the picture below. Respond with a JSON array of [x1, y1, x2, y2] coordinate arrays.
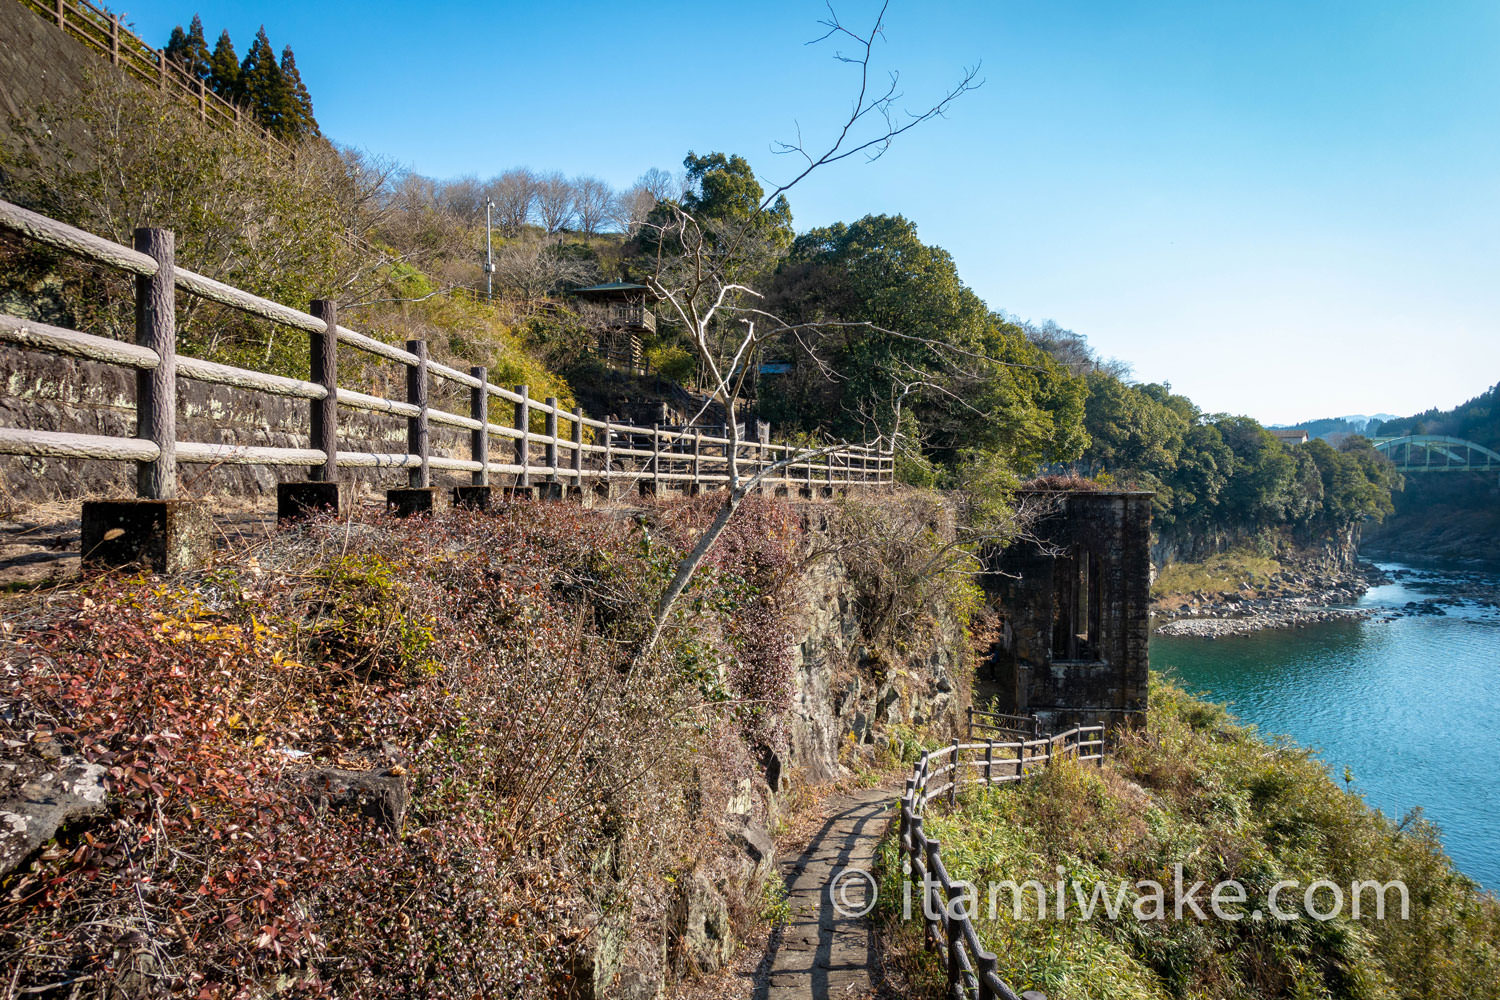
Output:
[[1152, 548, 1283, 601], [876, 678, 1500, 999]]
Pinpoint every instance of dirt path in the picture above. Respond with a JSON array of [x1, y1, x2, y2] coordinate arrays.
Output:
[[752, 783, 896, 1000]]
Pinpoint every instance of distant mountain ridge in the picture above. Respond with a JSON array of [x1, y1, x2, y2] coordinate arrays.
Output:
[[1271, 414, 1399, 441]]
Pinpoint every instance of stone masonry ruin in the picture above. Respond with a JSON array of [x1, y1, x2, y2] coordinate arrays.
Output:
[[986, 489, 1153, 730]]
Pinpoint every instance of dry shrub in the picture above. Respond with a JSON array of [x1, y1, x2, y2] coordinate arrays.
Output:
[[0, 501, 801, 997]]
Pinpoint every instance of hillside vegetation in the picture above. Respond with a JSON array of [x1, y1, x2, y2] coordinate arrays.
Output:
[[0, 493, 976, 997], [877, 678, 1500, 1000], [0, 9, 1402, 574]]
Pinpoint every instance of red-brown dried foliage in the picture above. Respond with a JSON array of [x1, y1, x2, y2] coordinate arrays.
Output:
[[0, 500, 801, 998]]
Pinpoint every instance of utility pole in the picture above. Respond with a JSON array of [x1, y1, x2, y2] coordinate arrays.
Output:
[[484, 197, 495, 301]]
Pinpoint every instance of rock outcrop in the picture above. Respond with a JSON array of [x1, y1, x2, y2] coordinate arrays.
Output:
[[1, 753, 108, 876]]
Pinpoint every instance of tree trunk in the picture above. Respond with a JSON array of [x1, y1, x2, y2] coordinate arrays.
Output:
[[641, 487, 743, 657]]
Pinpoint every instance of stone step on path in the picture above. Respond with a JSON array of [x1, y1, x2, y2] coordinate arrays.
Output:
[[755, 784, 896, 1000]]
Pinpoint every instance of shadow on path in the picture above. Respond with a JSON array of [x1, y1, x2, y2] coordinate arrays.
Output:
[[752, 784, 895, 1000]]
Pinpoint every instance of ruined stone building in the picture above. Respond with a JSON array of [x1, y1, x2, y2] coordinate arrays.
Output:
[[985, 489, 1153, 730]]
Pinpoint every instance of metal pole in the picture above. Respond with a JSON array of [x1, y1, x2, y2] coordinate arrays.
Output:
[[485, 198, 494, 301]]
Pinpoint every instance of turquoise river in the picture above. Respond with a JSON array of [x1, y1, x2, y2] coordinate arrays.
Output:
[[1151, 561, 1500, 891]]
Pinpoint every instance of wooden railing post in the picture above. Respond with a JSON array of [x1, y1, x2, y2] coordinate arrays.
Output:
[[469, 366, 487, 486], [949, 738, 960, 806], [924, 836, 943, 950], [133, 227, 175, 500], [197, 77, 206, 120], [900, 779, 915, 849], [109, 13, 119, 64], [514, 384, 530, 489], [966, 705, 974, 741], [572, 407, 585, 493], [405, 340, 429, 488], [985, 740, 994, 785], [977, 952, 1001, 1000], [308, 299, 337, 483], [692, 429, 702, 493], [54, 0, 64, 29], [651, 423, 661, 495], [544, 396, 559, 489], [941, 875, 968, 990], [602, 421, 613, 494], [757, 421, 770, 492]]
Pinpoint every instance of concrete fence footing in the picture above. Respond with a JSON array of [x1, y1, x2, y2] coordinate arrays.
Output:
[[81, 499, 211, 573], [277, 481, 346, 521], [386, 487, 439, 517], [451, 485, 491, 510]]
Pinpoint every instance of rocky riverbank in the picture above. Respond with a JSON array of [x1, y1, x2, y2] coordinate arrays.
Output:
[[1153, 560, 1388, 638]]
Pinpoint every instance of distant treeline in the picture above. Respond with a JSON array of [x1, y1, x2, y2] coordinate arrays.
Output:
[[1377, 383, 1500, 450]]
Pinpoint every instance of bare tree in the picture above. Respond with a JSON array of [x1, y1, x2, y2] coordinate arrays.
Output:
[[491, 235, 596, 310], [636, 1, 980, 657], [611, 184, 658, 237], [489, 168, 536, 233], [438, 175, 486, 224], [533, 171, 576, 234], [572, 175, 614, 235], [636, 166, 686, 203]]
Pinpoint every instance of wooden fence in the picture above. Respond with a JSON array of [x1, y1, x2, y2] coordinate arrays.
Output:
[[16, 0, 276, 140], [966, 707, 1041, 742], [0, 198, 893, 501], [897, 726, 1107, 1000]]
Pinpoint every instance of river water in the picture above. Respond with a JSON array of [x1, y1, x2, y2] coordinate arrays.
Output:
[[1152, 561, 1500, 890]]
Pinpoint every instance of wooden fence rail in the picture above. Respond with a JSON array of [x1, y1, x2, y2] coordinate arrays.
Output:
[[0, 198, 894, 502], [966, 706, 1042, 742], [16, 0, 264, 137], [897, 725, 1107, 1000]]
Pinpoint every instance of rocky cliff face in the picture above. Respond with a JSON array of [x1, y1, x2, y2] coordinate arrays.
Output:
[[783, 547, 966, 785], [1151, 523, 1362, 580], [594, 520, 972, 999]]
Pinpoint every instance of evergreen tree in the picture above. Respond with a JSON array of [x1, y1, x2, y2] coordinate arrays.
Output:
[[207, 30, 240, 101], [279, 46, 319, 138], [239, 27, 295, 137], [165, 25, 188, 67], [178, 15, 211, 82]]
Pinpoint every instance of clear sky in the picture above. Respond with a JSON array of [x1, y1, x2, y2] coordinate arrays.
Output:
[[113, 0, 1500, 425]]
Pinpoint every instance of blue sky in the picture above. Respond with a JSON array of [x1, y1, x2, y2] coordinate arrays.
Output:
[[115, 0, 1500, 425]]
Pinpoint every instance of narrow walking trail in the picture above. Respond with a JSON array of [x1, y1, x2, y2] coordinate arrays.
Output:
[[754, 784, 896, 1000]]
